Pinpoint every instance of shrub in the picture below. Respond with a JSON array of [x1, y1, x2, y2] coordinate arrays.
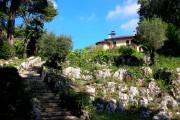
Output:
[[37, 33, 72, 68], [14, 39, 25, 58], [115, 46, 144, 66], [119, 46, 136, 56], [0, 67, 32, 119], [154, 68, 176, 92], [67, 49, 115, 70], [0, 41, 15, 59], [91, 50, 114, 64], [59, 87, 90, 116]]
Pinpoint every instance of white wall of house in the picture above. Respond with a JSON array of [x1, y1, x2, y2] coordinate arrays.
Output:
[[103, 44, 110, 50], [116, 40, 127, 47]]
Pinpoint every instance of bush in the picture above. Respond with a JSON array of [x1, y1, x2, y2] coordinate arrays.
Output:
[[115, 46, 144, 66], [67, 49, 115, 70], [0, 67, 32, 119], [154, 68, 176, 92], [14, 39, 25, 58], [59, 87, 90, 116], [119, 46, 136, 56], [0, 41, 15, 59], [37, 33, 72, 68]]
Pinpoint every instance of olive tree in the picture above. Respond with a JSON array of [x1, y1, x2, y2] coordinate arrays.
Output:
[[136, 18, 167, 65]]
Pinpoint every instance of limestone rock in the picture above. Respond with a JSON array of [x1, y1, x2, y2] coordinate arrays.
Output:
[[161, 95, 178, 110], [63, 67, 81, 80], [106, 99, 117, 112], [129, 86, 139, 104], [140, 97, 149, 107], [86, 85, 96, 96], [81, 75, 93, 81], [148, 81, 161, 97], [172, 79, 180, 100], [118, 84, 128, 93], [95, 69, 111, 79], [153, 111, 169, 120], [142, 67, 152, 76], [113, 68, 127, 81], [129, 86, 139, 98], [106, 82, 116, 93], [118, 92, 129, 107], [176, 68, 180, 73]]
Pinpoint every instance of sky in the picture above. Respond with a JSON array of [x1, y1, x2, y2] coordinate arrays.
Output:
[[45, 0, 140, 49]]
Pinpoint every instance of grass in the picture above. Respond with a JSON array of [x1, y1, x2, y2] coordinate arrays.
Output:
[[91, 111, 152, 120], [155, 55, 180, 69]]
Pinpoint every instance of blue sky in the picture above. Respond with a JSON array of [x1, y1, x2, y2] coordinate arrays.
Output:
[[45, 0, 140, 49]]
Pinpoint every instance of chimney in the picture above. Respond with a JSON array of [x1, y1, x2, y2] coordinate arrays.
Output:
[[108, 31, 116, 39]]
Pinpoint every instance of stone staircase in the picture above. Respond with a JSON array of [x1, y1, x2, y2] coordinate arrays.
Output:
[[24, 70, 80, 120]]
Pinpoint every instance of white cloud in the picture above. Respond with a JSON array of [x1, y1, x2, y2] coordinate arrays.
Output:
[[106, 1, 140, 20], [80, 13, 96, 22], [120, 18, 139, 31]]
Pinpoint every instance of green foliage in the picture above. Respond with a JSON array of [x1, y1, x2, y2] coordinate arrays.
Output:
[[38, 33, 72, 68], [0, 41, 15, 59], [138, 0, 180, 27], [136, 18, 167, 65], [138, 0, 180, 56], [0, 0, 58, 45], [92, 111, 152, 120], [119, 46, 136, 56], [14, 39, 25, 58], [115, 46, 144, 66], [159, 24, 180, 56], [59, 87, 90, 116], [136, 18, 167, 51], [126, 66, 144, 80], [0, 67, 32, 119], [154, 68, 176, 92], [154, 55, 180, 69], [67, 49, 114, 70]]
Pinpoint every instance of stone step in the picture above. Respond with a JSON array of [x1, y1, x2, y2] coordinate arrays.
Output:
[[40, 99, 60, 104], [41, 116, 79, 120], [31, 90, 52, 93], [40, 103, 60, 108], [41, 111, 72, 117], [37, 96, 59, 100], [23, 69, 80, 120], [41, 107, 66, 112], [33, 93, 55, 96]]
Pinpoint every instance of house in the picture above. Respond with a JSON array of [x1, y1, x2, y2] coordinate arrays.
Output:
[[96, 31, 142, 52]]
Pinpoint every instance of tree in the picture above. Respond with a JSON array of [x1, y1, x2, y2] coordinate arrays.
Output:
[[0, 0, 57, 45], [138, 0, 180, 56], [136, 18, 167, 65], [138, 0, 180, 27], [37, 33, 72, 68]]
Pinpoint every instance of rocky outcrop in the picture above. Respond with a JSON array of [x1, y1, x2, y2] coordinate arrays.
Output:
[[86, 85, 96, 97], [63, 67, 81, 80], [172, 79, 180, 100], [113, 69, 127, 81], [18, 56, 43, 71], [106, 82, 116, 93], [61, 66, 180, 119], [161, 95, 178, 110], [95, 69, 112, 79], [142, 67, 152, 76]]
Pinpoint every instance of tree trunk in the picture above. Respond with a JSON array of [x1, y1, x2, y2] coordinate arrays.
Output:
[[23, 39, 30, 58], [150, 49, 155, 66], [7, 11, 16, 45]]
